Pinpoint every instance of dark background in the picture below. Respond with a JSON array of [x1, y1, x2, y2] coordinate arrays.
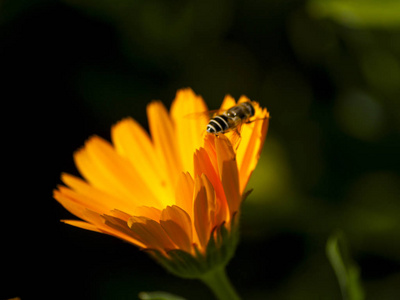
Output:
[[1, 0, 400, 299]]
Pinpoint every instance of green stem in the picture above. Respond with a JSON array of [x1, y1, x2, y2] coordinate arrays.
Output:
[[199, 267, 241, 300]]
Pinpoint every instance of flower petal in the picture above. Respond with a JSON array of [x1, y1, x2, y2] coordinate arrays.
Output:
[[61, 220, 101, 232], [60, 173, 136, 215], [111, 118, 175, 205], [236, 104, 269, 193], [215, 135, 241, 217], [160, 205, 193, 253], [108, 209, 132, 222], [237, 95, 250, 104], [100, 213, 146, 247], [194, 147, 229, 222], [147, 101, 183, 191], [203, 134, 219, 173], [54, 188, 91, 220], [201, 173, 217, 228], [74, 136, 163, 208], [220, 94, 236, 111], [55, 190, 144, 247], [193, 174, 215, 250], [170, 88, 208, 175], [128, 216, 177, 252], [132, 206, 162, 221], [174, 172, 194, 223]]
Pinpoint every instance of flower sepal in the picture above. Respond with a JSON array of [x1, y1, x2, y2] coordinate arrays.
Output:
[[146, 214, 240, 280]]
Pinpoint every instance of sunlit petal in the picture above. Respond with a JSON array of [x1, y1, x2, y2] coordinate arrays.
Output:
[[215, 135, 241, 217], [174, 172, 195, 222], [220, 95, 236, 111], [111, 118, 174, 205], [60, 173, 136, 215], [236, 106, 269, 193], [74, 136, 162, 208], [61, 220, 101, 233], [147, 101, 183, 191], [194, 147, 228, 222], [171, 88, 208, 175]]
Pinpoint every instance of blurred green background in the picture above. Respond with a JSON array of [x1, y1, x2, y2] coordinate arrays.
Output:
[[1, 0, 400, 299]]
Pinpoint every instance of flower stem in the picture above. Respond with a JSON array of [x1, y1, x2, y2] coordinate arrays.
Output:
[[199, 267, 241, 300]]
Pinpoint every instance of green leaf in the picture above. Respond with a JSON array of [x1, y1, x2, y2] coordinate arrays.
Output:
[[138, 291, 186, 300], [326, 231, 365, 300], [308, 0, 400, 28]]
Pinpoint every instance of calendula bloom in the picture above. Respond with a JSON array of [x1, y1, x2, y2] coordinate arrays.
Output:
[[54, 88, 269, 280]]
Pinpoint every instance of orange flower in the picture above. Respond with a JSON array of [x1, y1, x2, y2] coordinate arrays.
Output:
[[54, 88, 269, 275]]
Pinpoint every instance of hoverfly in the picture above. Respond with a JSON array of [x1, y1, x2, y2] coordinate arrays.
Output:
[[205, 101, 259, 149], [206, 101, 255, 135]]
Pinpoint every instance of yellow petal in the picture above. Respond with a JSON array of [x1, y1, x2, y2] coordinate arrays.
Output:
[[61, 220, 101, 233], [73, 144, 120, 198], [128, 216, 177, 251], [174, 172, 194, 223], [201, 173, 217, 228], [203, 134, 219, 173], [204, 176, 227, 229], [74, 136, 163, 208], [109, 209, 132, 222], [100, 213, 146, 247], [236, 104, 269, 193], [54, 188, 91, 220], [132, 206, 162, 221], [215, 135, 241, 217], [54, 189, 102, 227], [193, 174, 215, 250], [220, 94, 236, 111], [111, 118, 158, 173], [61, 173, 136, 215], [237, 95, 250, 104], [170, 88, 209, 175], [56, 184, 107, 215], [193, 147, 228, 222], [194, 148, 219, 185], [160, 205, 193, 253], [111, 118, 174, 205], [147, 101, 182, 191], [55, 191, 144, 247]]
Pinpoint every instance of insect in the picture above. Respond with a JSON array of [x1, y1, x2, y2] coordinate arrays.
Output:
[[206, 101, 255, 135]]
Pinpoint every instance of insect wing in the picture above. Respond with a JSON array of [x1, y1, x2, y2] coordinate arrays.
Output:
[[223, 124, 243, 151], [183, 109, 226, 119]]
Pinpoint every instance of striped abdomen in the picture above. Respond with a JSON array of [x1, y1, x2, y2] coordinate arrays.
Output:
[[206, 102, 255, 134], [206, 114, 230, 134]]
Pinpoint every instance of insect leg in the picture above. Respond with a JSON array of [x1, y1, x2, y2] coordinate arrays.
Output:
[[245, 116, 269, 124]]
